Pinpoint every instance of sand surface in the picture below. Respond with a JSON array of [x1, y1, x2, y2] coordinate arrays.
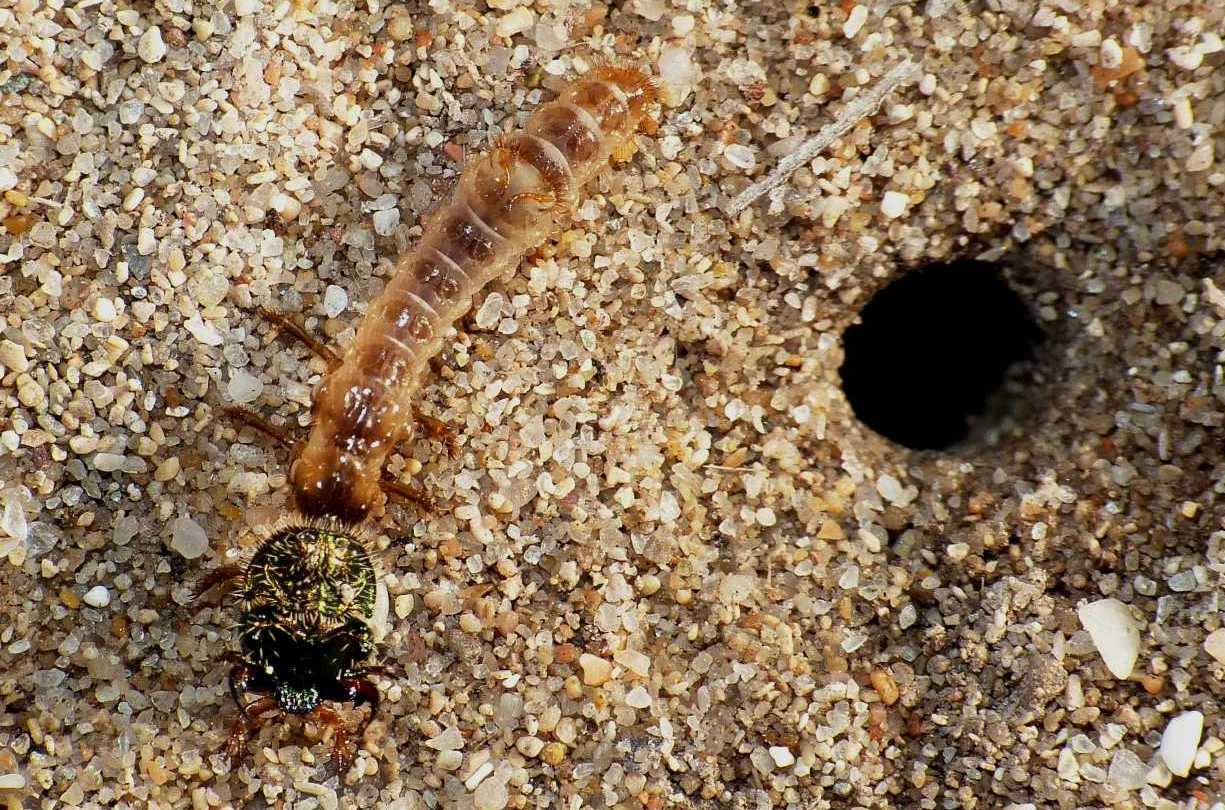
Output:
[[1, 0, 1224, 807]]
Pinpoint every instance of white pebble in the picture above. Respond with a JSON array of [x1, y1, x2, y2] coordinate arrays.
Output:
[[876, 473, 903, 502], [0, 167, 17, 191], [1204, 628, 1225, 663], [93, 297, 117, 323], [1, 494, 27, 544], [579, 653, 612, 686], [227, 369, 264, 404], [0, 774, 26, 789], [881, 190, 909, 219], [768, 746, 795, 768], [723, 144, 756, 171], [475, 292, 508, 330], [185, 314, 223, 346], [294, 781, 338, 810], [1100, 38, 1123, 69], [372, 207, 400, 236], [0, 340, 29, 373], [633, 0, 665, 21], [83, 585, 111, 608], [93, 453, 126, 472], [323, 285, 348, 317], [625, 686, 651, 708], [472, 775, 508, 810], [496, 7, 534, 38], [358, 149, 383, 171], [946, 542, 970, 562], [1160, 711, 1203, 777], [1186, 142, 1214, 173], [425, 725, 464, 751], [1106, 748, 1147, 791], [170, 515, 210, 560], [436, 750, 463, 771], [137, 26, 167, 63], [1172, 96, 1193, 129], [658, 45, 700, 105], [464, 760, 495, 790], [387, 12, 414, 42], [515, 736, 545, 757], [1167, 46, 1203, 72], [1077, 598, 1140, 679], [843, 5, 868, 38]]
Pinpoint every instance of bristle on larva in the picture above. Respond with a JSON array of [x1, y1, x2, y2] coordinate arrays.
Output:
[[288, 66, 657, 525]]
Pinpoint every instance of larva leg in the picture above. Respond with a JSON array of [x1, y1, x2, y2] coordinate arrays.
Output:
[[225, 693, 278, 765], [357, 662, 403, 679], [258, 307, 342, 369], [310, 705, 354, 773], [380, 478, 435, 513], [413, 408, 460, 457], [510, 189, 559, 211], [190, 564, 245, 603], [221, 405, 296, 449], [493, 145, 514, 194]]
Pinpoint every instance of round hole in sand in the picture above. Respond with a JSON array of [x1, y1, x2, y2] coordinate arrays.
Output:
[[839, 259, 1044, 451]]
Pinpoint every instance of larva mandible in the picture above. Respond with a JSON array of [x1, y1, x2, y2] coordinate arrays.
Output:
[[200, 65, 658, 770]]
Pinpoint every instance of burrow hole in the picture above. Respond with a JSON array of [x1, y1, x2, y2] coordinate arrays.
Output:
[[839, 259, 1045, 451]]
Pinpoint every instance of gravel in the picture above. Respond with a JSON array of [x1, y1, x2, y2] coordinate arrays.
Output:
[[1, 0, 1223, 807]]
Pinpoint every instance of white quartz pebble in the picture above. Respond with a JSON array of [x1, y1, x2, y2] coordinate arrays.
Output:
[[1077, 598, 1140, 679]]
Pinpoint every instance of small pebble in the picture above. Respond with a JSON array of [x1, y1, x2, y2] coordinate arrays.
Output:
[[516, 736, 545, 757], [843, 5, 868, 38], [881, 190, 909, 219], [472, 775, 508, 810], [625, 686, 651, 708], [426, 725, 464, 751], [93, 297, 117, 323], [387, 11, 414, 42], [496, 7, 534, 38], [578, 653, 612, 686], [93, 453, 126, 472], [1100, 38, 1123, 69], [227, 370, 264, 404], [614, 649, 651, 678], [1160, 711, 1203, 777], [1078, 598, 1140, 679], [723, 144, 756, 171], [768, 746, 795, 768], [1, 495, 27, 544], [373, 208, 400, 236], [464, 761, 494, 790], [137, 26, 167, 63], [0, 340, 30, 373], [436, 750, 463, 771], [1204, 628, 1225, 664], [82, 585, 111, 608], [169, 515, 209, 560], [1167, 46, 1203, 71], [871, 668, 900, 705]]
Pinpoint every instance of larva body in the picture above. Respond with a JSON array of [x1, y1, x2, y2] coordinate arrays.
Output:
[[290, 66, 657, 524], [203, 65, 656, 771]]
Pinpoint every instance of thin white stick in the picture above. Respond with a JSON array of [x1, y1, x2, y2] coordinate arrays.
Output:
[[727, 59, 921, 216]]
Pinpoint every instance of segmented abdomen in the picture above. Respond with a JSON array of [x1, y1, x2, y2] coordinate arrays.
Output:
[[290, 66, 657, 523]]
